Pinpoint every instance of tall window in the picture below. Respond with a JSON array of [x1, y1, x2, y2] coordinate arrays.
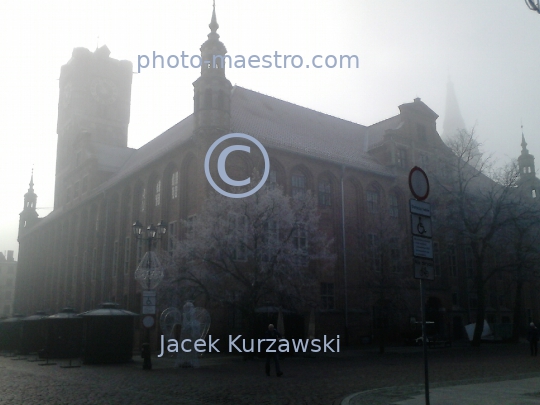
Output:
[[389, 194, 399, 218], [171, 171, 178, 199], [140, 188, 146, 212], [448, 245, 457, 277], [112, 241, 119, 277], [91, 248, 97, 280], [464, 246, 474, 277], [262, 220, 279, 262], [168, 221, 178, 253], [318, 179, 332, 206], [321, 282, 335, 310], [368, 233, 381, 272], [292, 224, 308, 266], [155, 180, 161, 206], [229, 214, 247, 261], [292, 172, 306, 198], [396, 148, 407, 168], [390, 237, 401, 273], [123, 237, 131, 274], [367, 190, 379, 213]]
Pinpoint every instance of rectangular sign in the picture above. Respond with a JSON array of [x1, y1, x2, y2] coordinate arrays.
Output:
[[142, 291, 156, 315], [414, 258, 435, 280], [412, 235, 433, 259], [411, 214, 432, 238], [410, 199, 431, 217]]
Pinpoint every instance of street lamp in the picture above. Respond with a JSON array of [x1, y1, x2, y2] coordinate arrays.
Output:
[[132, 220, 166, 369]]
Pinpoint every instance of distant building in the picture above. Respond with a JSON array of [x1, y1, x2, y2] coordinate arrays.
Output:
[[14, 5, 540, 345], [0, 250, 17, 317]]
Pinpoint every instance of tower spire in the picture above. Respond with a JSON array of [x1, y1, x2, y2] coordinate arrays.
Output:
[[521, 123, 529, 154], [209, 0, 219, 36], [442, 78, 466, 138], [29, 168, 34, 192]]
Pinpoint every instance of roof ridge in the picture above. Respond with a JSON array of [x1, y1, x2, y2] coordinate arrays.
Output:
[[232, 85, 367, 128]]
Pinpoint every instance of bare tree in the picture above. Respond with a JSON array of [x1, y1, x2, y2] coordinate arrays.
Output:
[[164, 184, 334, 342], [436, 129, 523, 346]]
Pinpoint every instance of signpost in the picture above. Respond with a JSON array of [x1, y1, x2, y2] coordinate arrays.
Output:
[[409, 166, 432, 405]]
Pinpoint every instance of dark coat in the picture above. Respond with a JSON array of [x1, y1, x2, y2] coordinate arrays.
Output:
[[528, 326, 539, 342]]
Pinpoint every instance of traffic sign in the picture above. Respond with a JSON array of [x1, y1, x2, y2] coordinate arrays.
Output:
[[410, 199, 431, 217], [411, 214, 432, 238], [414, 259, 435, 280], [412, 236, 433, 259], [142, 291, 156, 315], [409, 167, 430, 201]]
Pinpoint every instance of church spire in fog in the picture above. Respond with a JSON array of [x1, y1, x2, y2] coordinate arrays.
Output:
[[442, 79, 466, 138]]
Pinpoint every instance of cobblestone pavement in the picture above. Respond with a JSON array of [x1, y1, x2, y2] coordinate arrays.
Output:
[[2, 343, 540, 405]]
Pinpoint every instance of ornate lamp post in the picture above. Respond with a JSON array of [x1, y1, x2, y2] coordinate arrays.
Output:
[[132, 220, 166, 367]]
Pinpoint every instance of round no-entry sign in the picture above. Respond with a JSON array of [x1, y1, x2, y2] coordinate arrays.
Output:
[[409, 166, 430, 201]]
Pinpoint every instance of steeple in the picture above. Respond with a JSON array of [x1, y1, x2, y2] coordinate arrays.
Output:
[[19, 170, 39, 241], [193, 1, 232, 136], [518, 125, 535, 181], [442, 79, 466, 138]]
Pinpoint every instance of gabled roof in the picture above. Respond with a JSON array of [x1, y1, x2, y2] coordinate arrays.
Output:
[[366, 115, 403, 150], [230, 86, 393, 176]]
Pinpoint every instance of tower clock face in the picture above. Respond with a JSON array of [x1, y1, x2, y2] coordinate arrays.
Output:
[[90, 77, 118, 105]]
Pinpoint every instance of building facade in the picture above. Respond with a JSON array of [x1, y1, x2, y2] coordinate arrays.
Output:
[[0, 250, 17, 317], [14, 6, 540, 344]]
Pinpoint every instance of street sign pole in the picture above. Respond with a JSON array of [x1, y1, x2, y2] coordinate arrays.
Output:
[[408, 166, 431, 405]]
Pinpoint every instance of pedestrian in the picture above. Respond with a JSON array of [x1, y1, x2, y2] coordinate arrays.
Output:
[[141, 342, 152, 370], [528, 322, 539, 357], [264, 324, 283, 377]]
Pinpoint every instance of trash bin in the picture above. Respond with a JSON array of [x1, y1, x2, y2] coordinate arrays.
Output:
[[80, 302, 138, 364]]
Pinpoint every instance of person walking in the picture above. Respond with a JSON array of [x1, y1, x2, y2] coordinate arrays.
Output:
[[528, 322, 539, 356], [265, 324, 283, 377]]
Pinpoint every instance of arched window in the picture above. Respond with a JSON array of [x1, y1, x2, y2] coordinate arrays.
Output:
[[140, 188, 146, 212], [171, 171, 178, 200], [292, 172, 306, 198], [366, 188, 379, 214], [155, 180, 161, 206], [318, 178, 332, 206], [389, 193, 399, 218]]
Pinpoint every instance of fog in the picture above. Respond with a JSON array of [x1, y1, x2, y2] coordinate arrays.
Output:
[[1, 0, 539, 258]]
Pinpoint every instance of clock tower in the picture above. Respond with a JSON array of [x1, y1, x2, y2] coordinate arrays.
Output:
[[55, 45, 133, 208]]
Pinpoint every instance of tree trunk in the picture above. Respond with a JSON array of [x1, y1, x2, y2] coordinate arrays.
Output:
[[471, 273, 485, 347], [512, 280, 524, 343]]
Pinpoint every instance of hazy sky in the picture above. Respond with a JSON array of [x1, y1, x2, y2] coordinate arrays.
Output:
[[1, 1, 540, 258]]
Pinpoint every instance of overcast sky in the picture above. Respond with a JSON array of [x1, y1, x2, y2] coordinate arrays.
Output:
[[1, 0, 540, 258]]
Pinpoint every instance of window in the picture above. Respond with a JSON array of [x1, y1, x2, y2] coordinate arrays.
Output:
[[292, 224, 308, 266], [292, 172, 306, 198], [433, 242, 441, 276], [390, 238, 401, 273], [91, 248, 97, 280], [321, 282, 335, 310], [368, 233, 381, 272], [533, 189, 537, 198], [367, 190, 379, 214], [268, 170, 277, 189], [171, 171, 178, 199], [229, 214, 247, 261], [318, 180, 332, 206], [168, 221, 178, 253], [112, 240, 119, 277], [140, 188, 146, 212], [396, 148, 407, 168], [123, 237, 131, 274], [448, 245, 457, 277], [155, 180, 161, 206], [389, 194, 399, 218], [464, 246, 474, 277], [262, 220, 279, 262]]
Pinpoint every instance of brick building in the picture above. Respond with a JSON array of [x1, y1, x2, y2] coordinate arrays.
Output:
[[14, 6, 540, 344]]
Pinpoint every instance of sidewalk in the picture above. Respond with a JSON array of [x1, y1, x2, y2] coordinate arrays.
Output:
[[342, 375, 540, 405]]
